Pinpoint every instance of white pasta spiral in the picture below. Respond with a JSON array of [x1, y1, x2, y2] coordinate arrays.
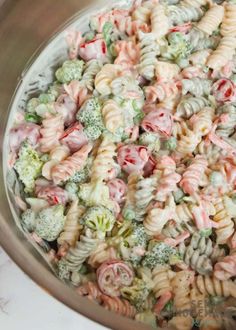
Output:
[[95, 64, 122, 95], [171, 270, 194, 314], [91, 136, 117, 182], [213, 197, 234, 244], [82, 59, 102, 91], [196, 5, 224, 36], [138, 32, 160, 80], [178, 232, 213, 275], [191, 107, 214, 137], [144, 195, 175, 235], [152, 264, 175, 298], [151, 4, 169, 39], [195, 275, 236, 298], [57, 200, 86, 247], [175, 122, 202, 154], [207, 37, 236, 70], [101, 99, 124, 134], [221, 4, 236, 37]]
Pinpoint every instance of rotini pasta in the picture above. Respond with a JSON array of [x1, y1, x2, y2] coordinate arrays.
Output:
[[207, 37, 236, 70], [196, 5, 224, 36], [221, 4, 236, 37], [151, 4, 169, 39], [51, 144, 92, 185], [9, 0, 236, 327], [90, 136, 117, 182], [101, 99, 124, 135], [57, 200, 85, 247], [39, 115, 64, 153], [138, 32, 160, 80]]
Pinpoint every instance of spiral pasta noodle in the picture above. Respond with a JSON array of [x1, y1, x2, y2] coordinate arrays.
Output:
[[138, 32, 159, 80], [176, 96, 210, 119], [82, 59, 102, 91], [57, 200, 86, 247], [39, 115, 64, 153], [95, 64, 122, 95], [221, 4, 236, 37], [101, 295, 136, 318], [152, 264, 175, 298], [168, 4, 204, 26], [196, 5, 224, 36], [207, 36, 236, 70], [134, 176, 157, 221], [10, 0, 236, 326], [51, 144, 92, 185], [213, 197, 234, 244], [77, 281, 102, 302], [151, 4, 169, 39], [179, 232, 213, 275], [101, 99, 124, 135], [171, 270, 194, 314], [195, 275, 236, 298], [191, 107, 214, 137], [90, 136, 117, 182], [180, 155, 208, 195], [59, 229, 100, 278], [88, 242, 117, 268], [175, 122, 202, 154], [144, 195, 175, 235]]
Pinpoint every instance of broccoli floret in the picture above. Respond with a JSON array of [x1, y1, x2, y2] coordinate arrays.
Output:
[[69, 163, 90, 184], [55, 59, 84, 83], [142, 241, 181, 269], [35, 205, 65, 241], [121, 278, 150, 311], [65, 182, 79, 201], [77, 97, 103, 127], [84, 125, 102, 140], [163, 32, 191, 62], [81, 206, 115, 233], [58, 259, 70, 280], [120, 224, 148, 266], [163, 137, 177, 151], [21, 209, 36, 232], [77, 97, 104, 140], [14, 142, 43, 193]]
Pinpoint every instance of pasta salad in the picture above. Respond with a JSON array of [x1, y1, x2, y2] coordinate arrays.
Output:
[[7, 0, 236, 328]]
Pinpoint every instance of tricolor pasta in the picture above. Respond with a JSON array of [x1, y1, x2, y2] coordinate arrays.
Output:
[[7, 0, 236, 328]]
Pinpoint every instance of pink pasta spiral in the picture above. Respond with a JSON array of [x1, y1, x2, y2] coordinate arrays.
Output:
[[77, 281, 102, 302], [39, 114, 64, 153], [214, 253, 236, 281], [100, 295, 136, 319], [145, 81, 179, 104], [180, 155, 208, 195], [155, 156, 181, 202], [51, 144, 92, 184], [114, 14, 149, 36], [114, 40, 140, 68]]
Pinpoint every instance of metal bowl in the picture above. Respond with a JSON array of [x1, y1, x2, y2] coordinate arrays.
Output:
[[0, 1, 153, 329]]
